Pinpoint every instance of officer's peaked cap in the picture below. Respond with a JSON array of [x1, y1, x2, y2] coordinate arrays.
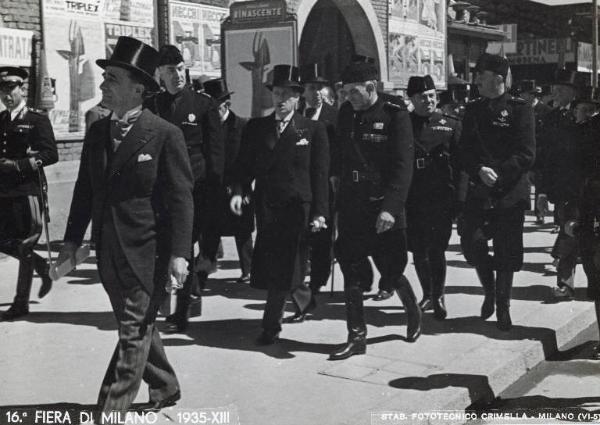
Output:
[[407, 75, 436, 97], [0, 67, 28, 87], [475, 53, 510, 79]]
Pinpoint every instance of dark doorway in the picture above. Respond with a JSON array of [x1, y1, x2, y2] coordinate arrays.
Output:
[[298, 0, 354, 83]]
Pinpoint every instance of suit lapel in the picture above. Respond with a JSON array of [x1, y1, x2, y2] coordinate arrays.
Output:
[[108, 109, 154, 177], [265, 113, 278, 150]]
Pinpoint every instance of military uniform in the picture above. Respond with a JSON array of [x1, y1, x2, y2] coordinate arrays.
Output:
[[0, 102, 58, 318], [538, 104, 581, 294], [407, 109, 462, 318], [459, 90, 535, 330], [578, 113, 600, 300], [145, 84, 223, 328], [330, 73, 421, 359]]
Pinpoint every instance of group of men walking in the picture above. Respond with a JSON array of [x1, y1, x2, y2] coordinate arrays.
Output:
[[1, 34, 600, 420]]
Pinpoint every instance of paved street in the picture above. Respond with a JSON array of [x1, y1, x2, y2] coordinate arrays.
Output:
[[1, 170, 599, 425]]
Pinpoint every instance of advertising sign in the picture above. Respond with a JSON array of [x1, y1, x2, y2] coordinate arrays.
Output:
[[224, 22, 296, 118], [42, 0, 156, 140], [169, 1, 228, 78], [506, 38, 576, 66], [230, 0, 286, 24], [388, 0, 447, 89], [0, 28, 33, 67]]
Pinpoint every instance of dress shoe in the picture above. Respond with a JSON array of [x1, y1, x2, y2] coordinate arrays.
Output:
[[329, 338, 366, 360], [553, 285, 574, 300], [256, 332, 279, 346], [432, 297, 447, 320], [1, 304, 29, 321], [373, 290, 393, 301], [418, 297, 433, 311], [496, 308, 512, 331], [282, 312, 308, 323], [164, 314, 188, 333], [142, 390, 181, 411], [237, 274, 251, 284]]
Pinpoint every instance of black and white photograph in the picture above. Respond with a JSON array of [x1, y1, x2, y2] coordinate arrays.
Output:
[[2, 0, 600, 424]]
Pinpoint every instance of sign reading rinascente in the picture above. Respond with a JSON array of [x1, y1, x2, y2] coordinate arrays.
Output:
[[230, 0, 286, 24]]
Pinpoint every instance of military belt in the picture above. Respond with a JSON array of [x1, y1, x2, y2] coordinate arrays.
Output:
[[350, 170, 381, 183], [415, 157, 433, 170]]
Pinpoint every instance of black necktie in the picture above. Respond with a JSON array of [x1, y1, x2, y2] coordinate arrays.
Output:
[[305, 107, 317, 119]]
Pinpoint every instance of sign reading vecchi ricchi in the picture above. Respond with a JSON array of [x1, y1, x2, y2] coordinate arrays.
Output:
[[230, 0, 286, 24]]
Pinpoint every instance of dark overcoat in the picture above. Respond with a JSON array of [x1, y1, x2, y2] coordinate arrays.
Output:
[[233, 112, 329, 291]]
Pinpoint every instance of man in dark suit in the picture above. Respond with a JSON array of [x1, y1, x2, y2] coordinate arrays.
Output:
[[537, 70, 583, 300], [146, 45, 224, 332], [230, 64, 329, 345], [0, 66, 58, 320], [296, 63, 338, 316], [57, 37, 194, 417], [202, 78, 254, 283], [459, 54, 535, 331]]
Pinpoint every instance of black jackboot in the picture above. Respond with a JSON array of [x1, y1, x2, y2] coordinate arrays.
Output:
[[2, 256, 34, 320], [329, 286, 367, 360], [414, 258, 433, 311], [394, 276, 422, 342], [430, 251, 448, 320], [476, 263, 496, 320], [33, 253, 52, 298], [496, 271, 514, 331]]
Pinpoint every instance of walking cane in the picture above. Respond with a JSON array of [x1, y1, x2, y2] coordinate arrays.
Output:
[[329, 188, 338, 298], [36, 162, 53, 267]]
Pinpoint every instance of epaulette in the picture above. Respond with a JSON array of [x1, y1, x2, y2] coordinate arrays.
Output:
[[200, 91, 212, 98], [384, 101, 406, 112], [27, 107, 46, 115], [467, 97, 483, 105], [441, 112, 460, 122]]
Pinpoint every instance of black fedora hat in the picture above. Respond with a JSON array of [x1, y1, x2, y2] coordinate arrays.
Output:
[[266, 64, 304, 93], [97, 36, 160, 92], [0, 66, 28, 87], [407, 75, 436, 97], [203, 78, 234, 101], [300, 63, 329, 85]]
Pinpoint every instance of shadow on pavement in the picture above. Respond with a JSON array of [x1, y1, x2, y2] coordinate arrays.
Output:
[[389, 373, 495, 406], [18, 311, 116, 331], [444, 285, 588, 303]]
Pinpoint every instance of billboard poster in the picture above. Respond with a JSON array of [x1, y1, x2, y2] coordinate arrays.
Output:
[[0, 28, 33, 67], [224, 23, 297, 119], [507, 38, 576, 66], [388, 0, 446, 89], [169, 1, 228, 78], [42, 0, 155, 140]]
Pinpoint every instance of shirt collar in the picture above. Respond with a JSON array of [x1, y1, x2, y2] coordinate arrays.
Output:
[[275, 110, 295, 122], [10, 100, 26, 121], [221, 108, 230, 124], [111, 105, 143, 123]]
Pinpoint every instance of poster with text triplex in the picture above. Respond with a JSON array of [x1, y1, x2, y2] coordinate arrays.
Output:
[[42, 0, 155, 139], [388, 0, 446, 89]]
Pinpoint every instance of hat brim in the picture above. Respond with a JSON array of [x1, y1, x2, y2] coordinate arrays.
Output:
[[302, 78, 330, 85], [97, 59, 160, 92], [265, 81, 304, 93], [215, 91, 235, 102]]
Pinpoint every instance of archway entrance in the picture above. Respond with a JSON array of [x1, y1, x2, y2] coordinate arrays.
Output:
[[298, 0, 353, 82]]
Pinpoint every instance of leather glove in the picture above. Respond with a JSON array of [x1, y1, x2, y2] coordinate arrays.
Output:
[[0, 158, 19, 173]]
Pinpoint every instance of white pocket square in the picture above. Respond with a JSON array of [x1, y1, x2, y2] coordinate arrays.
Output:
[[296, 138, 309, 146], [137, 153, 153, 162]]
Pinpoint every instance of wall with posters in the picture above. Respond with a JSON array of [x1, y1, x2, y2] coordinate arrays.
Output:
[[168, 1, 228, 79], [42, 0, 156, 140], [388, 0, 446, 89]]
